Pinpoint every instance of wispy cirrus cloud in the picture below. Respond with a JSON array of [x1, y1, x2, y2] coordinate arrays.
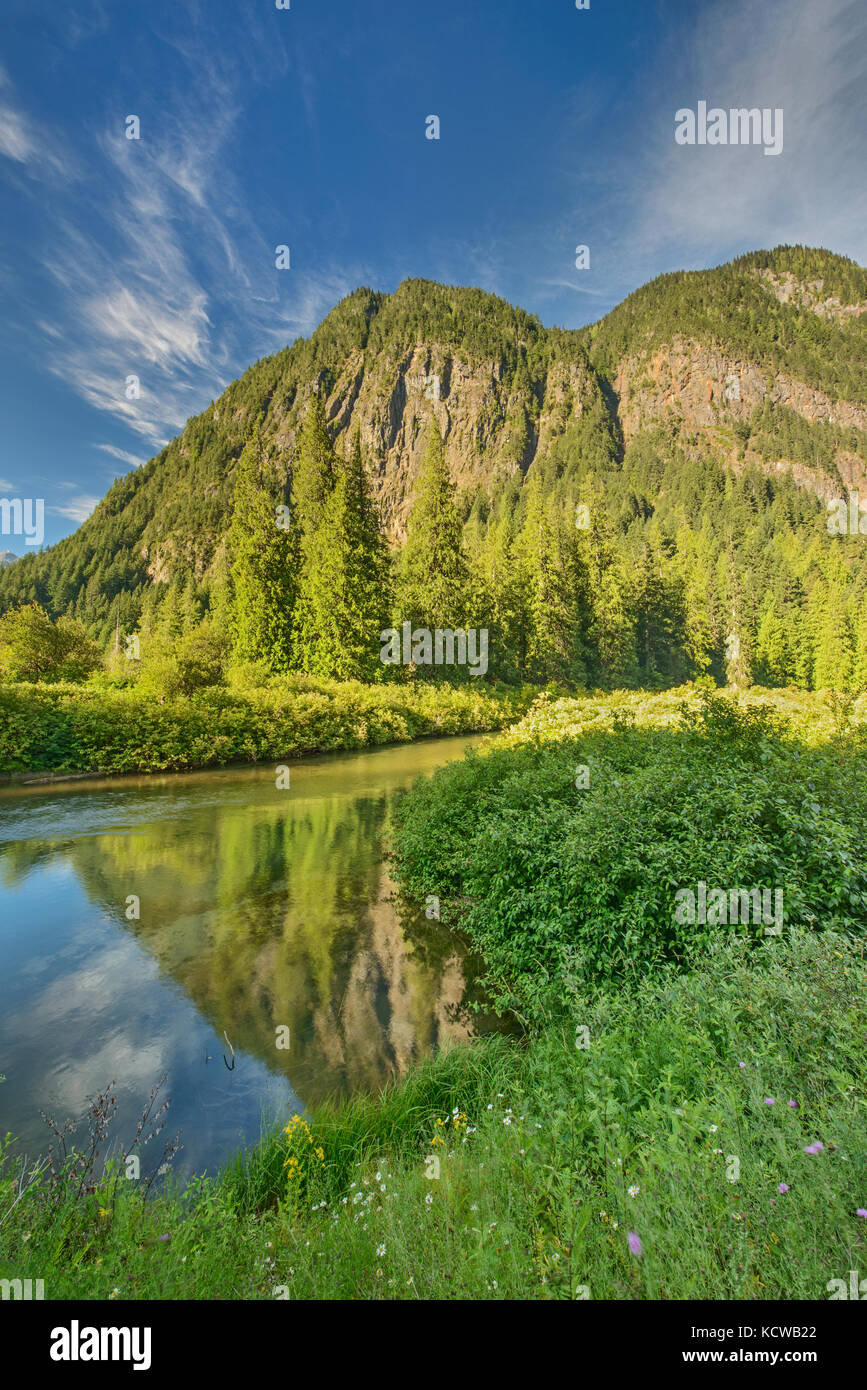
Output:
[[636, 0, 867, 267], [93, 443, 149, 469], [8, 33, 359, 453], [46, 495, 101, 523], [0, 61, 76, 180]]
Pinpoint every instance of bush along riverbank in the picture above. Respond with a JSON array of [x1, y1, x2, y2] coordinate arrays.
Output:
[[2, 687, 866, 1299], [0, 676, 535, 778]]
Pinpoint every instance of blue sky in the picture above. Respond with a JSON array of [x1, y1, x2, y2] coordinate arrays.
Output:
[[1, 0, 865, 547]]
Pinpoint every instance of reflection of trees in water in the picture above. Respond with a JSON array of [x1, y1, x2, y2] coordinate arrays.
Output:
[[2, 781, 495, 1103]]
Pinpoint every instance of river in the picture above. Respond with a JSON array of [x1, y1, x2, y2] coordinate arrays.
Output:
[[0, 734, 497, 1178]]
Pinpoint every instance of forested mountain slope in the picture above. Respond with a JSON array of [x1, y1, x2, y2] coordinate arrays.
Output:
[[2, 245, 865, 691]]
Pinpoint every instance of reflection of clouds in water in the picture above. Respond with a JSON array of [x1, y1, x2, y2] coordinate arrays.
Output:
[[1, 737, 492, 1170], [9, 939, 155, 1025], [46, 1034, 170, 1122]]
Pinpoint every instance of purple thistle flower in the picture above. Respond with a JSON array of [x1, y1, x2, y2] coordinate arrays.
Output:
[[627, 1231, 643, 1257], [763, 1097, 775, 1106], [788, 1100, 797, 1108], [738, 1062, 746, 1069], [803, 1142, 824, 1155], [777, 1183, 789, 1194], [856, 1209, 867, 1219]]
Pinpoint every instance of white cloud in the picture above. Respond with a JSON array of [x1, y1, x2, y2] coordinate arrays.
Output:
[[94, 443, 149, 468], [0, 105, 39, 163], [30, 59, 359, 450], [636, 0, 867, 267], [47, 495, 100, 523]]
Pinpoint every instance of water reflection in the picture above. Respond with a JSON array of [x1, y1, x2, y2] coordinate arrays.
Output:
[[0, 736, 497, 1175]]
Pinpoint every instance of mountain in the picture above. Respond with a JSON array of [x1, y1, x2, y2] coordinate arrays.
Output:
[[0, 551, 18, 568], [1, 245, 865, 662]]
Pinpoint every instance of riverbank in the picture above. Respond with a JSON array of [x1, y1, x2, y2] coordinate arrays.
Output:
[[3, 686, 866, 1300], [2, 925, 865, 1300], [0, 676, 535, 779]]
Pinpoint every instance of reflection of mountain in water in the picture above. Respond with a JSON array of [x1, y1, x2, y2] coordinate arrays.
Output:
[[0, 765, 498, 1104]]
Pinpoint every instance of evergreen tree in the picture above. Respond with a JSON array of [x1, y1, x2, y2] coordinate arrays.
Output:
[[577, 475, 637, 688], [396, 422, 469, 638], [812, 587, 855, 690], [512, 469, 588, 684], [294, 432, 390, 680], [228, 436, 297, 670], [754, 596, 791, 686]]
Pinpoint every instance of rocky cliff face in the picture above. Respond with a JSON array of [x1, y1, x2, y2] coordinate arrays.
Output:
[[266, 346, 600, 542], [614, 334, 867, 498]]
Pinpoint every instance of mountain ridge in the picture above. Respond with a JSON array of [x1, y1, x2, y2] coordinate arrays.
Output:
[[2, 243, 865, 648]]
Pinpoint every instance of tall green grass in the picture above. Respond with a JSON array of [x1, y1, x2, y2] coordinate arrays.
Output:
[[2, 929, 865, 1300]]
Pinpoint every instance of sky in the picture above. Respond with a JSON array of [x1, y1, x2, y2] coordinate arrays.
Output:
[[0, 0, 865, 548]]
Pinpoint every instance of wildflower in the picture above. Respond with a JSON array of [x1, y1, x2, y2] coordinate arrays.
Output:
[[803, 1142, 824, 1155], [627, 1185, 640, 1198], [109, 1288, 120, 1299], [376, 1244, 386, 1257], [788, 1101, 797, 1109], [856, 1209, 867, 1219], [738, 1062, 746, 1069], [778, 1183, 790, 1194], [709, 1124, 718, 1133], [627, 1232, 642, 1257], [763, 1098, 775, 1106], [425, 1193, 433, 1206]]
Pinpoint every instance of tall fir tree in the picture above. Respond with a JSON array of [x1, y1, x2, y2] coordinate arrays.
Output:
[[512, 469, 588, 684], [754, 595, 791, 686], [294, 431, 390, 680], [291, 395, 338, 672], [228, 435, 297, 670], [396, 421, 469, 638], [577, 474, 637, 688]]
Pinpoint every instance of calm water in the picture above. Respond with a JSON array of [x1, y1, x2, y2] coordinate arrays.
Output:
[[0, 735, 496, 1178]]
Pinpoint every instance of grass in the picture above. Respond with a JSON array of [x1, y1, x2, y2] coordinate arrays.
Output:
[[2, 685, 866, 1299], [2, 928, 865, 1300]]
